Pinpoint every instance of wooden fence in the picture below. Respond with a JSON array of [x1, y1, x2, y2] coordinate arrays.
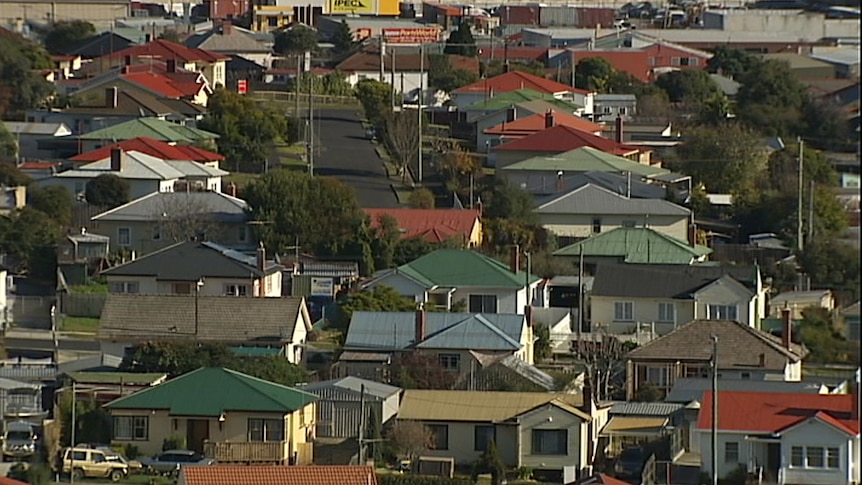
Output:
[[204, 441, 288, 464], [250, 91, 359, 108], [59, 293, 106, 318]]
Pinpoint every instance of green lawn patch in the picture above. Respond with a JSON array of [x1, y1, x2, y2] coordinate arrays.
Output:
[[60, 317, 100, 333], [69, 283, 108, 294], [224, 172, 260, 189]]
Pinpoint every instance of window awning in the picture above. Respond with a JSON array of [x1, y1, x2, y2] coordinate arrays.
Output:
[[601, 416, 669, 436]]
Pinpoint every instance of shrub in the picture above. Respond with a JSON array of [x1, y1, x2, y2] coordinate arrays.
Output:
[[378, 475, 472, 485], [162, 435, 186, 451]]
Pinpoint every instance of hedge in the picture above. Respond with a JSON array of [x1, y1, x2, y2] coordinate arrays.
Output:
[[378, 475, 473, 485]]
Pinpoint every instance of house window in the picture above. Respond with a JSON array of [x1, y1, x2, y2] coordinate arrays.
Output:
[[108, 281, 139, 294], [469, 294, 497, 313], [622, 220, 636, 228], [724, 441, 739, 463], [438, 353, 460, 372], [826, 447, 839, 468], [224, 284, 249, 296], [646, 366, 670, 386], [474, 425, 495, 452], [740, 372, 751, 379], [238, 225, 248, 242], [707, 304, 738, 321], [614, 301, 634, 321], [658, 302, 675, 323], [531, 429, 567, 455], [118, 227, 131, 247], [671, 57, 682, 66], [806, 447, 824, 468], [268, 16, 279, 26], [174, 282, 192, 295], [152, 224, 161, 241], [791, 446, 804, 467], [684, 366, 707, 378], [688, 57, 699, 66], [248, 418, 284, 442], [592, 218, 602, 234], [427, 424, 448, 450], [113, 416, 148, 441]]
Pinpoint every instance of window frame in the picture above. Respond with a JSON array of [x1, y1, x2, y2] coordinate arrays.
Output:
[[474, 425, 495, 452], [724, 441, 739, 463], [109, 281, 140, 294], [468, 294, 497, 314], [438, 353, 461, 372], [806, 446, 824, 468], [790, 446, 804, 467], [826, 447, 839, 469], [707, 304, 738, 321], [224, 284, 249, 297], [531, 429, 567, 455], [118, 227, 132, 247], [657, 302, 675, 323], [426, 424, 449, 450], [247, 418, 285, 442], [591, 217, 602, 234], [112, 416, 148, 441], [614, 301, 634, 322]]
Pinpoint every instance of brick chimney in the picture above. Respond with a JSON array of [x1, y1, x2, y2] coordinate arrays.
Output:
[[615, 116, 624, 144], [688, 221, 697, 248], [758, 353, 765, 367], [506, 107, 516, 123], [166, 59, 177, 73], [124, 55, 132, 66], [256, 242, 266, 272], [109, 147, 123, 171], [105, 87, 118, 108], [228, 182, 237, 198], [415, 307, 427, 342], [782, 308, 793, 350], [545, 109, 555, 129], [509, 244, 520, 273]]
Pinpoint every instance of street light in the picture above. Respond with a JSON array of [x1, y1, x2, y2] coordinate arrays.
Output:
[[194, 278, 205, 336]]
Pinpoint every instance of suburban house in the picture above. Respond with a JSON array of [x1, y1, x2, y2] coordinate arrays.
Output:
[[364, 208, 482, 247], [90, 192, 251, 255], [600, 401, 685, 457], [450, 351, 559, 392], [337, 310, 534, 381], [664, 378, 829, 404], [57, 229, 110, 283], [469, 92, 582, 134], [104, 367, 317, 464], [362, 249, 545, 314], [178, 465, 379, 485], [334, 50, 430, 101], [396, 390, 607, 482], [98, 295, 312, 364], [2, 121, 72, 160], [592, 94, 637, 123], [73, 64, 212, 106], [0, 376, 44, 420], [843, 302, 860, 342], [75, 117, 219, 153], [499, 150, 669, 197], [590, 263, 769, 335], [63, 372, 168, 406], [564, 41, 713, 83], [57, 31, 136, 59], [624, 319, 808, 400], [71, 136, 224, 169], [298, 377, 401, 439], [100, 240, 281, 297], [185, 21, 273, 69], [533, 184, 691, 242], [768, 290, 836, 320], [696, 389, 860, 484], [490, 125, 651, 169], [0, 186, 25, 214], [450, 70, 593, 114], [40, 149, 227, 200], [554, 227, 711, 266], [100, 39, 229, 88], [481, 109, 603, 152]]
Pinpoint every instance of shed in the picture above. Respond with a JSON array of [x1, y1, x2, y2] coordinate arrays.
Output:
[[298, 377, 401, 438]]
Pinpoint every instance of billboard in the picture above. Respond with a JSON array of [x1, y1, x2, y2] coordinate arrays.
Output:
[[382, 27, 440, 44], [310, 277, 334, 297], [329, 0, 375, 14], [237, 79, 248, 94]]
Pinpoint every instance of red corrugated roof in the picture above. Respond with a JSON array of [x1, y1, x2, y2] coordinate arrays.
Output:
[[365, 208, 480, 243], [697, 391, 860, 436], [454, 70, 588, 95], [0, 477, 29, 485], [493, 124, 640, 155], [18, 161, 62, 169], [108, 39, 228, 63], [70, 137, 223, 163], [181, 465, 379, 485], [571, 44, 710, 83], [485, 110, 603, 136], [477, 46, 549, 62], [120, 71, 206, 98]]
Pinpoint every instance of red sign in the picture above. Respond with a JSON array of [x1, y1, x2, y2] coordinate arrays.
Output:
[[382, 28, 439, 44], [237, 79, 248, 94], [355, 28, 372, 41]]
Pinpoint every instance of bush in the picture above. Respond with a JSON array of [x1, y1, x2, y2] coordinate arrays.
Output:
[[163, 435, 186, 451], [8, 462, 51, 485], [378, 475, 472, 485]]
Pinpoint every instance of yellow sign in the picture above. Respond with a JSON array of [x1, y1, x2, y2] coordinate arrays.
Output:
[[330, 0, 375, 14]]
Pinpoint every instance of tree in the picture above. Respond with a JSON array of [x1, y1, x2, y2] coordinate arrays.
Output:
[[27, 185, 72, 226], [57, 393, 111, 447], [483, 59, 546, 79], [428, 54, 479, 93], [383, 110, 420, 182], [386, 420, 434, 466], [471, 440, 505, 485], [654, 69, 722, 104], [355, 79, 393, 127], [369, 213, 401, 271], [43, 20, 95, 54], [797, 239, 860, 301], [534, 324, 551, 362], [391, 351, 455, 390], [735, 59, 808, 136], [158, 29, 182, 43], [150, 192, 223, 243], [332, 20, 354, 54], [0, 123, 17, 161], [481, 179, 537, 223], [334, 285, 416, 331], [199, 88, 288, 173], [0, 161, 29, 186], [85, 174, 130, 208], [706, 46, 760, 79], [408, 188, 435, 209], [444, 22, 476, 57], [571, 335, 633, 401], [574, 57, 615, 92], [634, 382, 662, 402], [0, 36, 54, 118], [0, 207, 59, 280], [803, 98, 855, 151], [393, 237, 435, 266], [274, 25, 318, 55]]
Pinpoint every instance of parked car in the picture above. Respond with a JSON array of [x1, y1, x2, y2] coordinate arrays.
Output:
[[74, 444, 143, 473], [139, 449, 214, 475], [61, 447, 129, 482], [615, 445, 647, 478], [2, 421, 38, 462]]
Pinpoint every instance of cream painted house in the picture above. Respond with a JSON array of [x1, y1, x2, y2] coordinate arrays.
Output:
[[768, 290, 836, 320], [397, 390, 609, 481], [105, 368, 317, 464]]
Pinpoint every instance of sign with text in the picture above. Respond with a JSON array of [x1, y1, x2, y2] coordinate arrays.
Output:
[[310, 277, 334, 297], [237, 79, 248, 94], [329, 0, 375, 14], [382, 27, 439, 44], [355, 28, 372, 41]]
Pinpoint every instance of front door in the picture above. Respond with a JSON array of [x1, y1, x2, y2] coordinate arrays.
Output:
[[767, 443, 781, 482], [186, 419, 210, 454]]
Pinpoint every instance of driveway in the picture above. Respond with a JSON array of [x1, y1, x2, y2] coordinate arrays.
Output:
[[312, 109, 400, 209]]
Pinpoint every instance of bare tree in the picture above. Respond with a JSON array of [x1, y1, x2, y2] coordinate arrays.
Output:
[[386, 420, 434, 465], [571, 334, 630, 401], [383, 109, 420, 183], [150, 192, 221, 243]]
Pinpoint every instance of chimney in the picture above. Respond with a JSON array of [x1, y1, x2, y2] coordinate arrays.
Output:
[[615, 115, 624, 144], [758, 353, 765, 367], [415, 307, 427, 342], [545, 109, 555, 129], [124, 55, 132, 66], [166, 59, 177, 73], [109, 147, 123, 171], [228, 182, 237, 198], [105, 87, 118, 108], [524, 305, 533, 327], [256, 242, 266, 272], [145, 33, 152, 43], [509, 244, 520, 273], [506, 107, 516, 123], [782, 308, 793, 350], [223, 21, 232, 35], [688, 222, 697, 248]]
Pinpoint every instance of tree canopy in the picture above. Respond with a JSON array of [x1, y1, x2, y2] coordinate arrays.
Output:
[[85, 174, 131, 208], [42, 20, 95, 54], [332, 20, 354, 54], [0, 207, 60, 280], [355, 78, 393, 127], [334, 285, 416, 331], [274, 26, 319, 54], [573, 57, 641, 94], [735, 59, 808, 137], [444, 22, 476, 57], [428, 54, 479, 93], [27, 185, 72, 226], [706, 46, 761, 79], [654, 69, 722, 104], [0, 123, 16, 161], [0, 36, 53, 118]]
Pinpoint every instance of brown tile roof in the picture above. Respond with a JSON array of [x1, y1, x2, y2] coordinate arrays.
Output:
[[493, 124, 641, 155], [98, 295, 308, 344], [336, 51, 428, 72], [180, 465, 379, 485], [364, 208, 480, 243], [454, 70, 588, 95], [626, 319, 807, 369]]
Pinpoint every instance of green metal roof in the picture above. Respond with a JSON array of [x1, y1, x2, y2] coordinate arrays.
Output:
[[104, 367, 317, 416], [502, 147, 669, 177], [230, 346, 283, 357], [394, 249, 540, 288], [68, 372, 167, 386], [79, 118, 219, 142], [464, 89, 581, 112], [553, 227, 712, 264]]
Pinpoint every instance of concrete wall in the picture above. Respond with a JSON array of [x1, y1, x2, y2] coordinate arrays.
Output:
[[702, 10, 861, 41], [105, 273, 282, 298]]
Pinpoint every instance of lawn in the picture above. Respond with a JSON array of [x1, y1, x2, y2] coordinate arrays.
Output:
[[277, 143, 308, 170], [224, 172, 260, 190], [60, 316, 100, 333]]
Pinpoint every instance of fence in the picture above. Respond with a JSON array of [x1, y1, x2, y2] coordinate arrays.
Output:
[[7, 296, 54, 330], [250, 91, 360, 109], [59, 293, 106, 318]]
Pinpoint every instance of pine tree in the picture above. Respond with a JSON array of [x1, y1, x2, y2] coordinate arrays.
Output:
[[444, 21, 476, 57], [333, 20, 354, 54]]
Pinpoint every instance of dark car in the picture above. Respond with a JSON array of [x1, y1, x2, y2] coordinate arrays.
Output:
[[139, 450, 214, 475], [615, 445, 647, 478]]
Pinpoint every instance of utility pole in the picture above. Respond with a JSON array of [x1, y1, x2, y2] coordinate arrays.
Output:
[[294, 54, 301, 118], [469, 172, 474, 209], [417, 44, 424, 184], [70, 380, 76, 483], [391, 50, 396, 110], [307, 72, 314, 176], [808, 180, 815, 245], [797, 137, 804, 253], [358, 384, 366, 464], [711, 335, 719, 485], [524, 251, 532, 308], [379, 35, 385, 81], [578, 244, 584, 334]]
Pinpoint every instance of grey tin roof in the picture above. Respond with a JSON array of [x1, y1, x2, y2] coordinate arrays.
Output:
[[536, 184, 689, 216], [665, 377, 826, 403], [609, 401, 684, 416], [92, 191, 248, 223], [299, 376, 401, 400]]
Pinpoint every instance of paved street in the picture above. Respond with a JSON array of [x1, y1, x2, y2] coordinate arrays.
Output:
[[313, 109, 400, 209], [4, 329, 100, 355]]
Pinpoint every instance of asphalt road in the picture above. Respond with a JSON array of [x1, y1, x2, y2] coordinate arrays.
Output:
[[4, 329, 100, 354], [312, 109, 400, 209]]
